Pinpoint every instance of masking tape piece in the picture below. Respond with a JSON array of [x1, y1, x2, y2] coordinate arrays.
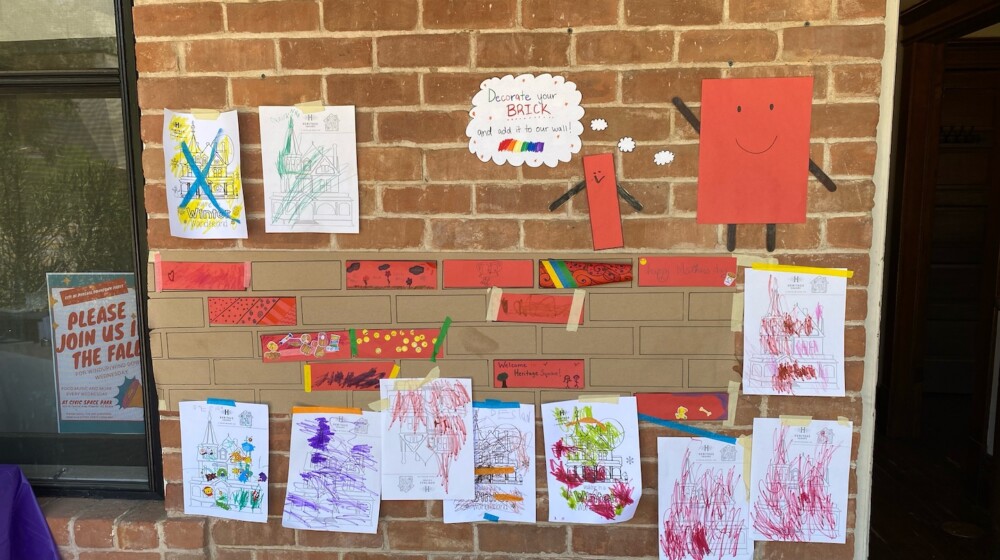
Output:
[[751, 263, 853, 278], [837, 416, 851, 426], [724, 380, 740, 427], [393, 366, 440, 391], [349, 328, 358, 358], [779, 415, 813, 426], [737, 435, 752, 498], [486, 287, 503, 322], [567, 289, 586, 332], [637, 414, 737, 444], [295, 100, 325, 114], [148, 251, 157, 263], [303, 364, 312, 393], [473, 399, 521, 409], [368, 398, 389, 412], [207, 398, 236, 407], [292, 406, 362, 415], [579, 394, 620, 404], [190, 108, 221, 120], [430, 316, 451, 363], [483, 513, 500, 522], [730, 292, 744, 332], [734, 254, 778, 267], [389, 364, 400, 379], [158, 399, 167, 411]]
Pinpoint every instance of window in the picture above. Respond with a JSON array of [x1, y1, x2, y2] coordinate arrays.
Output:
[[0, 1, 158, 494]]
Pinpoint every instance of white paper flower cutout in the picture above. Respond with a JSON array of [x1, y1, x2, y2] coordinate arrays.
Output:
[[618, 136, 636, 153], [654, 150, 675, 165], [590, 118, 608, 131]]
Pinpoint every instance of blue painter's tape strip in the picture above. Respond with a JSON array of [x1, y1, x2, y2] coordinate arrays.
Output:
[[637, 413, 737, 444], [473, 399, 520, 409], [483, 513, 500, 522], [207, 398, 237, 407]]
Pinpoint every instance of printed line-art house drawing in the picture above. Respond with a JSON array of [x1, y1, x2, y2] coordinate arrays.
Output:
[[188, 413, 263, 514]]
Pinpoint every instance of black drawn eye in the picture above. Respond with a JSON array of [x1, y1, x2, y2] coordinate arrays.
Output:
[[769, 103, 774, 110], [737, 105, 742, 112]]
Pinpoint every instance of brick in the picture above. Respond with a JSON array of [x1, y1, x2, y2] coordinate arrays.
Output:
[[476, 184, 573, 215], [144, 219, 233, 251], [324, 0, 418, 30], [381, 185, 472, 215], [80, 553, 160, 560], [165, 553, 208, 560], [42, 498, 93, 546], [726, 64, 828, 99], [378, 34, 469, 68], [135, 42, 178, 73], [296, 529, 383, 548], [280, 38, 372, 70], [228, 1, 319, 32], [736, 221, 823, 251], [211, 518, 295, 546], [846, 325, 866, 358], [479, 524, 567, 553], [846, 288, 868, 322], [767, 395, 862, 420], [625, 0, 724, 25], [160, 415, 180, 447], [447, 326, 537, 355], [261, 389, 349, 410], [214, 549, 255, 560], [542, 327, 634, 355], [590, 293, 684, 321], [153, 359, 210, 385], [385, 520, 474, 551], [679, 30, 779, 63], [162, 451, 182, 482], [165, 331, 254, 359], [232, 75, 323, 107], [523, 220, 593, 251], [641, 326, 733, 355], [430, 219, 520, 250], [169, 389, 255, 411], [579, 107, 672, 142], [838, 0, 885, 19], [215, 359, 300, 385], [423, 0, 517, 29], [244, 220, 331, 250], [300, 295, 391, 324], [185, 40, 275, 73], [133, 3, 223, 37], [336, 218, 425, 250], [138, 77, 226, 111], [571, 525, 659, 556], [827, 215, 873, 249], [591, 358, 683, 387], [477, 33, 570, 68], [426, 148, 518, 181], [829, 141, 877, 175], [623, 218, 719, 250], [116, 502, 164, 550], [576, 30, 673, 65], [567, 71, 618, 103], [396, 295, 486, 323], [808, 180, 875, 213], [783, 24, 885, 61], [689, 358, 740, 388], [252, 261, 341, 291], [73, 500, 137, 548], [812, 103, 879, 138], [523, 0, 618, 28], [380, 500, 428, 518], [623, 68, 723, 104], [729, 0, 830, 22], [378, 111, 468, 144], [833, 63, 882, 97], [358, 146, 422, 181], [147, 298, 204, 329]]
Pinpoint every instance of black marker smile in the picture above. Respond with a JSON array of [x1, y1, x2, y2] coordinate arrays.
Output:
[[735, 135, 778, 155]]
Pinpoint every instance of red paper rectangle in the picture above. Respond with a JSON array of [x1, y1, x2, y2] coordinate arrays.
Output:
[[262, 331, 350, 362], [583, 153, 623, 250], [59, 279, 129, 306], [494, 293, 581, 325], [353, 327, 443, 359], [346, 261, 437, 289], [209, 297, 297, 326], [308, 361, 396, 391], [443, 260, 535, 288], [493, 359, 585, 389], [635, 392, 729, 422], [638, 256, 738, 287], [156, 260, 248, 291]]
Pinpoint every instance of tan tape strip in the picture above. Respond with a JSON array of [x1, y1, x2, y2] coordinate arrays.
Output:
[[730, 292, 744, 332], [190, 108, 221, 120], [737, 435, 752, 498], [734, 253, 778, 267], [295, 100, 325, 114], [779, 415, 813, 426], [837, 416, 851, 426], [486, 287, 503, 322], [368, 398, 388, 412], [723, 379, 740, 427], [393, 366, 440, 391], [579, 394, 620, 404], [567, 289, 586, 332]]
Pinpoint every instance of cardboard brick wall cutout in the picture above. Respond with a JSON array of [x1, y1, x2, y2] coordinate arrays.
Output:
[[583, 153, 624, 250]]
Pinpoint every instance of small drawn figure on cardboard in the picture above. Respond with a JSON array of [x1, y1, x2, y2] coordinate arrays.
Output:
[[264, 341, 280, 361], [497, 371, 509, 388], [675, 406, 689, 420]]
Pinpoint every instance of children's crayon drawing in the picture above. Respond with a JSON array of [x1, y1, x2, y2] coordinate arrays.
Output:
[[353, 328, 442, 359], [346, 261, 437, 290], [743, 269, 846, 396], [750, 418, 850, 543], [542, 397, 641, 524], [637, 393, 729, 422], [658, 437, 752, 560], [444, 402, 536, 523], [155, 260, 249, 292], [493, 359, 585, 389], [442, 260, 535, 289], [282, 409, 381, 533], [306, 362, 398, 391], [380, 378, 474, 500], [261, 331, 350, 362], [179, 400, 268, 522], [163, 110, 246, 239], [539, 259, 632, 288], [260, 106, 359, 233], [208, 297, 296, 326], [638, 257, 738, 288], [491, 293, 582, 325]]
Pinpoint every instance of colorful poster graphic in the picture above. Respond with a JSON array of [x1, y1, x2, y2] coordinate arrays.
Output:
[[493, 359, 585, 389], [47, 273, 144, 434], [163, 110, 247, 239], [208, 297, 296, 326], [346, 261, 437, 290]]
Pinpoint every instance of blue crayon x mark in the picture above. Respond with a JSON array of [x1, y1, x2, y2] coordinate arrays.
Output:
[[178, 129, 239, 222]]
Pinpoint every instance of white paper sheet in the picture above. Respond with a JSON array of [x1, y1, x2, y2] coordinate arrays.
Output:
[[658, 437, 752, 560], [742, 269, 847, 396], [443, 402, 536, 523], [542, 397, 641, 524], [179, 400, 268, 522], [163, 110, 247, 239], [282, 409, 381, 533], [259, 106, 359, 233], [379, 378, 474, 500], [749, 418, 851, 543]]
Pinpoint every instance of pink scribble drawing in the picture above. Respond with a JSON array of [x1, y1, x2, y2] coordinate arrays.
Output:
[[660, 446, 745, 560], [388, 379, 471, 493], [752, 425, 840, 541]]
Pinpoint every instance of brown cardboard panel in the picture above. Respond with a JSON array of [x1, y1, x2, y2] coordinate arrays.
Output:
[[688, 292, 734, 321], [148, 298, 206, 328], [400, 358, 490, 386], [152, 359, 211, 385], [471, 389, 537, 405], [588, 292, 684, 321], [540, 390, 620, 404], [541, 327, 633, 355], [350, 390, 382, 410], [147, 262, 155, 293], [639, 326, 734, 355], [301, 296, 392, 325], [447, 326, 537, 355], [168, 388, 256, 411], [688, 358, 741, 388], [215, 359, 301, 385], [590, 358, 683, 388], [260, 389, 349, 412], [166, 331, 255, 358], [396, 294, 487, 323], [149, 332, 163, 358], [253, 260, 342, 291]]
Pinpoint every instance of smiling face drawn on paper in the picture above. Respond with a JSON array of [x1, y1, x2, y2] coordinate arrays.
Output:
[[734, 101, 778, 155], [591, 170, 606, 184]]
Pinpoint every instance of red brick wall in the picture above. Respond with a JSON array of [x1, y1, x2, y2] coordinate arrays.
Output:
[[125, 1, 892, 559]]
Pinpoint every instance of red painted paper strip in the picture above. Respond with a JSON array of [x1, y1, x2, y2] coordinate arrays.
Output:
[[261, 331, 350, 363], [352, 327, 443, 359], [308, 361, 396, 391], [157, 261, 249, 291], [209, 297, 297, 326], [635, 392, 730, 422], [495, 293, 581, 325], [443, 260, 535, 288], [346, 261, 437, 289], [493, 359, 585, 389], [637, 256, 738, 288], [583, 153, 624, 250]]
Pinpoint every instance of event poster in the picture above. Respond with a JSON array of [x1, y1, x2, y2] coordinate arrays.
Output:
[[47, 273, 144, 434]]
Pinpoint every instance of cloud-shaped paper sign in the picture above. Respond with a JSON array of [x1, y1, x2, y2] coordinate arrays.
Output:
[[467, 74, 585, 168]]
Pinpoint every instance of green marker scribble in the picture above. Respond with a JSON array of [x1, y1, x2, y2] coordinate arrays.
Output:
[[272, 116, 341, 224]]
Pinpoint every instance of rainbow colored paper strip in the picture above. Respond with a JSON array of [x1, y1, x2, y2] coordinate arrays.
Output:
[[539, 259, 633, 289]]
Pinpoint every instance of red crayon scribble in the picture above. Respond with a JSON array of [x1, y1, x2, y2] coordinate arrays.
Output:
[[759, 275, 826, 393], [752, 426, 839, 541], [660, 448, 744, 560], [549, 459, 585, 489], [551, 439, 577, 459]]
